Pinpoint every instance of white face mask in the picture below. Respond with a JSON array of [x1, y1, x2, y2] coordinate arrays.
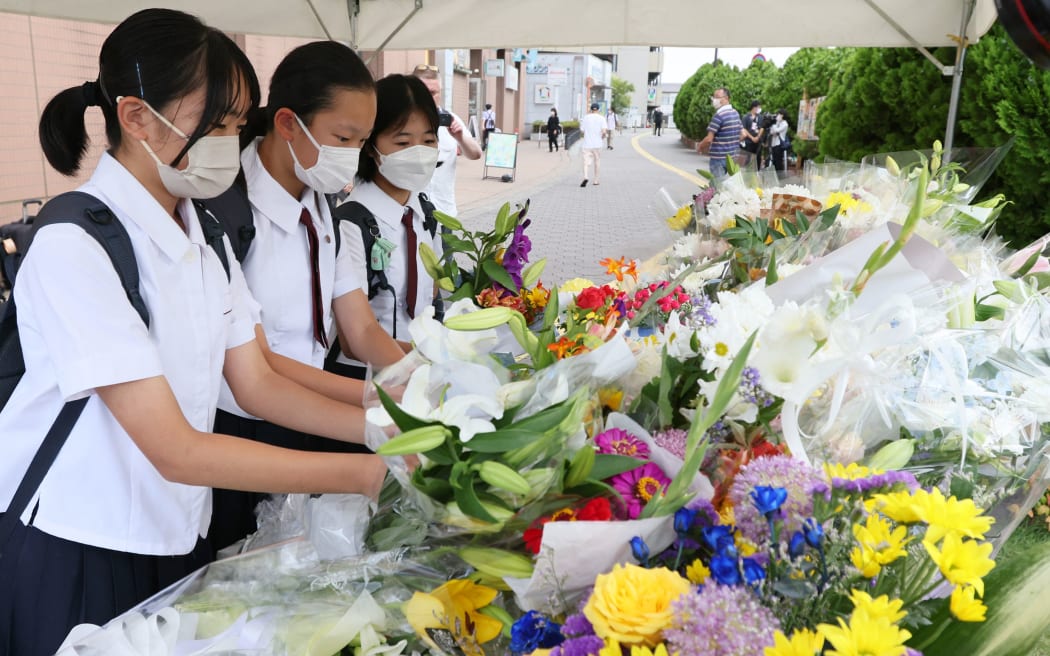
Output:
[[127, 97, 241, 199], [288, 114, 361, 194], [711, 97, 722, 109], [376, 144, 439, 191]]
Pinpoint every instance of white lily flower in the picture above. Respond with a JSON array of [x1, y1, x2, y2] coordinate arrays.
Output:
[[408, 300, 500, 364]]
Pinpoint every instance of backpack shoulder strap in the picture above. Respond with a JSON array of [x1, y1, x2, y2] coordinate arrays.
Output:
[[193, 176, 255, 264], [192, 201, 232, 281], [33, 191, 149, 327], [330, 200, 395, 301], [417, 192, 439, 238]]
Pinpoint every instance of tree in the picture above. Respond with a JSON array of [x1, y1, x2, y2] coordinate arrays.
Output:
[[611, 76, 635, 117], [958, 24, 1050, 245], [764, 47, 852, 129]]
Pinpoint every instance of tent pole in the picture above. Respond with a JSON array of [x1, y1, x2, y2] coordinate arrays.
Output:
[[943, 0, 977, 162], [304, 0, 333, 40], [365, 0, 424, 65], [348, 0, 360, 50]]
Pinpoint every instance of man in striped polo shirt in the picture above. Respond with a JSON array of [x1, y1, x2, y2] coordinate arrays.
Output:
[[697, 87, 744, 179]]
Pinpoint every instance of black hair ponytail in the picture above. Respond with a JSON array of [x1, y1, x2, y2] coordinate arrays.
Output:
[[37, 8, 260, 176]]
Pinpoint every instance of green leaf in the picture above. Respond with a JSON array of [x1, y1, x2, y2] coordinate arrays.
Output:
[[508, 397, 577, 433], [818, 203, 841, 229], [754, 218, 768, 241], [590, 453, 646, 480], [974, 303, 1006, 322], [452, 469, 499, 523], [542, 284, 560, 331], [795, 211, 810, 231], [374, 384, 429, 431], [411, 466, 455, 502], [441, 236, 475, 253], [717, 227, 752, 241], [766, 250, 779, 285], [465, 429, 541, 453], [781, 220, 799, 237], [432, 209, 464, 231], [481, 258, 518, 293]]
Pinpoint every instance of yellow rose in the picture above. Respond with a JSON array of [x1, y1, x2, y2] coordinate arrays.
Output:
[[584, 564, 692, 647]]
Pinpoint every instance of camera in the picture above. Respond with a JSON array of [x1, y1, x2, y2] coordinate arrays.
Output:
[[760, 113, 776, 130], [437, 109, 453, 128]]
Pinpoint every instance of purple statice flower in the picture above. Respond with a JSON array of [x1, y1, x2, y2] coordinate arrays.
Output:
[[611, 294, 630, 319], [831, 469, 920, 495], [501, 218, 532, 289], [664, 584, 780, 656], [687, 498, 721, 528], [727, 455, 825, 547], [550, 635, 604, 656], [689, 293, 717, 328], [610, 462, 672, 519], [738, 366, 775, 408], [653, 428, 688, 459], [561, 613, 593, 637], [594, 427, 651, 459]]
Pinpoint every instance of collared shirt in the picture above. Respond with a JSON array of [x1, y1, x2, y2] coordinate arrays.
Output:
[[217, 139, 341, 418], [423, 112, 464, 217], [0, 153, 257, 555], [708, 104, 743, 158], [335, 180, 441, 346]]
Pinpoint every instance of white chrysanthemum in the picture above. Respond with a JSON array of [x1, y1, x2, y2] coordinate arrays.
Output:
[[697, 285, 776, 372], [705, 186, 761, 233]]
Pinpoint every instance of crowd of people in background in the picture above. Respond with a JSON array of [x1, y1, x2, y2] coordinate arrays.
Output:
[[697, 85, 793, 178]]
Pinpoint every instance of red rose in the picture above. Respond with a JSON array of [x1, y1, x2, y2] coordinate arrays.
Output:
[[578, 497, 613, 521], [523, 525, 545, 554], [575, 286, 607, 310]]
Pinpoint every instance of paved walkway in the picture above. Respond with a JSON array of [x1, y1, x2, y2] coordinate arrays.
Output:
[[451, 128, 713, 286]]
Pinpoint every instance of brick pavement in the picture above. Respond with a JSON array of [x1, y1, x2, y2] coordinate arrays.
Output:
[[451, 128, 714, 286]]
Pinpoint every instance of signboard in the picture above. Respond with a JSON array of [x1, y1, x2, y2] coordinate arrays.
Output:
[[485, 59, 505, 77], [535, 84, 553, 104], [646, 86, 657, 103], [547, 66, 568, 86], [483, 132, 519, 181], [797, 96, 826, 140], [505, 66, 519, 91]]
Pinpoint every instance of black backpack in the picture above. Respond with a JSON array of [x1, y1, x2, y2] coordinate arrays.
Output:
[[327, 192, 440, 342]]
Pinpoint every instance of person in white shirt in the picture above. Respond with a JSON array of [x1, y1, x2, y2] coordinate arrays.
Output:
[[0, 10, 387, 652], [412, 64, 482, 219], [606, 109, 618, 150], [482, 103, 496, 150], [580, 102, 609, 187], [336, 75, 442, 348], [210, 41, 409, 553]]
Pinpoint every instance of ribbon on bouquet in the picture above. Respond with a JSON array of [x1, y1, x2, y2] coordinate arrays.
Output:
[[779, 294, 919, 465]]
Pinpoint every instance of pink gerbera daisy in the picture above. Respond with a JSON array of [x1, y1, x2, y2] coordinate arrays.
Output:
[[610, 462, 671, 519]]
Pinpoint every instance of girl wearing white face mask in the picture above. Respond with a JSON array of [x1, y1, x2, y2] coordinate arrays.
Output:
[[0, 11, 389, 651], [334, 74, 442, 354], [209, 41, 410, 554]]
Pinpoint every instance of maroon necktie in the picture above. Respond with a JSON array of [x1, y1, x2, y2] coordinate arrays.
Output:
[[401, 207, 418, 319], [299, 208, 329, 348]]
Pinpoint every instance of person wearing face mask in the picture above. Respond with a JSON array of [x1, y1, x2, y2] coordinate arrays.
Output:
[[769, 108, 791, 175], [547, 108, 561, 152], [740, 100, 764, 168], [697, 86, 744, 179], [0, 10, 389, 653], [334, 74, 441, 353], [207, 41, 409, 555]]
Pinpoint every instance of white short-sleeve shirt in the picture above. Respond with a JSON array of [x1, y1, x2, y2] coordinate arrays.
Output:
[[423, 114, 464, 218], [0, 153, 258, 556], [217, 139, 340, 418], [334, 181, 441, 348]]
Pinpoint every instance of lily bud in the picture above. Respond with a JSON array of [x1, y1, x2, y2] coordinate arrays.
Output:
[[444, 306, 515, 331], [418, 242, 444, 281], [885, 156, 900, 177], [865, 439, 915, 471], [476, 461, 532, 496], [377, 424, 450, 456], [459, 546, 536, 579]]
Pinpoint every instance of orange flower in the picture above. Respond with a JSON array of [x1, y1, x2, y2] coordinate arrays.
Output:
[[600, 256, 639, 282], [548, 336, 585, 359]]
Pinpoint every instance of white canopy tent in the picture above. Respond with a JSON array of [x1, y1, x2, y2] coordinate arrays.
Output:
[[0, 0, 1003, 151]]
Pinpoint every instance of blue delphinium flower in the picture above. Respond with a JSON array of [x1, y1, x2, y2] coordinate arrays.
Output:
[[788, 531, 806, 559], [710, 554, 742, 585], [750, 485, 788, 520], [742, 557, 766, 587], [630, 536, 650, 566], [510, 610, 564, 654], [702, 525, 735, 553], [674, 506, 699, 535], [803, 518, 824, 548]]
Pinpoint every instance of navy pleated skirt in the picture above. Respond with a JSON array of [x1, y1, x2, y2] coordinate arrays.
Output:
[[0, 514, 209, 656]]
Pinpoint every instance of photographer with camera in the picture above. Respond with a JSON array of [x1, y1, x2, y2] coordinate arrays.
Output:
[[412, 64, 481, 218], [740, 100, 766, 168]]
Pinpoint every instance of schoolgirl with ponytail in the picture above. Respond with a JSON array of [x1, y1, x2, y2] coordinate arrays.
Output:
[[0, 10, 387, 653], [208, 40, 409, 553]]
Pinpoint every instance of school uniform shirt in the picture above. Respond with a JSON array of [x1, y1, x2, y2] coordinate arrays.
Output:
[[216, 138, 343, 419], [0, 153, 258, 556], [334, 180, 442, 348], [423, 113, 465, 218]]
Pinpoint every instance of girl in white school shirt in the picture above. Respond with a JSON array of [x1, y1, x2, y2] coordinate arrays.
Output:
[[334, 74, 442, 356], [0, 10, 386, 654], [209, 41, 407, 552]]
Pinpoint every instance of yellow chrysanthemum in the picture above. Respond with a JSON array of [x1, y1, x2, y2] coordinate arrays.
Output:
[[560, 277, 596, 293], [850, 544, 882, 578], [852, 513, 910, 565], [847, 590, 907, 625], [598, 387, 624, 411], [630, 644, 674, 656], [584, 564, 692, 647], [923, 533, 995, 595], [764, 629, 825, 656], [824, 462, 879, 481], [824, 191, 873, 217], [667, 205, 693, 231], [950, 584, 988, 622], [718, 504, 736, 526], [685, 559, 710, 585], [818, 613, 911, 656], [868, 491, 923, 524], [916, 489, 994, 543], [599, 641, 623, 656]]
